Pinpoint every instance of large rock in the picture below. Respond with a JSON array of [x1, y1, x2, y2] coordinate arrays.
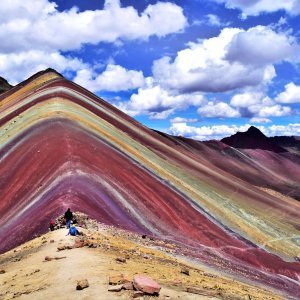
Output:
[[133, 274, 161, 295]]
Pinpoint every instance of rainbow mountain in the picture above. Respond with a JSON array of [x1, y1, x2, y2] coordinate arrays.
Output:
[[1, 69, 300, 298]]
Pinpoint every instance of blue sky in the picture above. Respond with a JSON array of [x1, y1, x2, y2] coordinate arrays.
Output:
[[0, 0, 300, 139]]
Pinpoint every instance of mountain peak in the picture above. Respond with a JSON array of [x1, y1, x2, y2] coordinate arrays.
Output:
[[0, 76, 13, 94], [221, 126, 287, 153], [246, 126, 265, 136]]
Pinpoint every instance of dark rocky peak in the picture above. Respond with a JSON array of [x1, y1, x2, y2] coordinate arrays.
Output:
[[246, 126, 266, 137], [221, 126, 287, 153], [0, 76, 13, 94]]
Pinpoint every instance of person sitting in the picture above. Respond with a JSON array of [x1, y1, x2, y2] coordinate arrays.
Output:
[[67, 226, 78, 236]]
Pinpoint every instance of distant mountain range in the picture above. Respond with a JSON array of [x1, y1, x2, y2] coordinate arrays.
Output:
[[221, 125, 300, 153]]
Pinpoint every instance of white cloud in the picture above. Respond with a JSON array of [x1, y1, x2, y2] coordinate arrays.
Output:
[[73, 65, 145, 92], [257, 104, 291, 117], [226, 26, 298, 66], [230, 90, 292, 118], [197, 101, 240, 118], [149, 109, 175, 120], [250, 117, 272, 123], [0, 0, 187, 53], [114, 24, 299, 120], [168, 123, 251, 140], [117, 81, 206, 118], [151, 26, 298, 94], [193, 14, 229, 27], [167, 122, 300, 140], [230, 91, 264, 107], [264, 123, 300, 136], [0, 0, 187, 85], [0, 0, 56, 23], [170, 117, 198, 123], [275, 82, 300, 103], [213, 0, 300, 18], [206, 14, 222, 26], [0, 50, 86, 85]]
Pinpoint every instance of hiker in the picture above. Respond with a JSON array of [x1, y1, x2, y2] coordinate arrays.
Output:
[[49, 220, 55, 231], [64, 208, 73, 229], [67, 226, 78, 236]]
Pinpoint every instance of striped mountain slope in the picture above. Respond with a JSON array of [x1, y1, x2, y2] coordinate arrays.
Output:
[[1, 69, 300, 298]]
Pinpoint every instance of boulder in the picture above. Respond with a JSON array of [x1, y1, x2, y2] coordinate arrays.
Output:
[[133, 274, 161, 295], [76, 279, 89, 290], [0, 269, 5, 274]]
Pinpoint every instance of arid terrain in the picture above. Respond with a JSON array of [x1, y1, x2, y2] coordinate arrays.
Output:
[[0, 214, 283, 300]]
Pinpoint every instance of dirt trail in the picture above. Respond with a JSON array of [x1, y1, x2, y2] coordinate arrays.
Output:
[[0, 227, 282, 300]]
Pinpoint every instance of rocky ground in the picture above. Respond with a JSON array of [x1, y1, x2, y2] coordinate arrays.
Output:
[[0, 213, 282, 299]]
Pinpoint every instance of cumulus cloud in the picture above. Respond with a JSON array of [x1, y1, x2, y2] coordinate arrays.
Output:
[[0, 0, 187, 85], [264, 123, 300, 136], [0, 0, 187, 53], [73, 65, 145, 92], [168, 123, 251, 140], [197, 101, 240, 118], [257, 104, 291, 117], [212, 0, 300, 18], [170, 117, 198, 123], [225, 26, 298, 66], [275, 82, 300, 103], [230, 90, 292, 118], [113, 24, 298, 120], [151, 26, 298, 94], [230, 91, 264, 108], [117, 80, 206, 118], [167, 122, 300, 140], [0, 50, 86, 85]]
